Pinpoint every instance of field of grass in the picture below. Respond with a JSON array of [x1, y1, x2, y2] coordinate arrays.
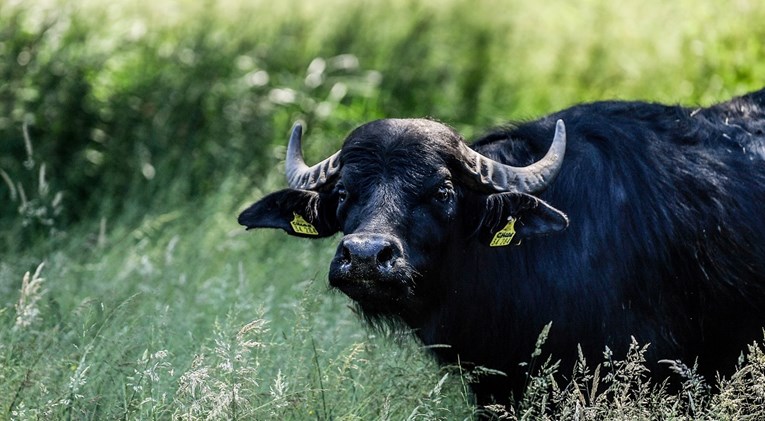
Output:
[[2, 0, 765, 419]]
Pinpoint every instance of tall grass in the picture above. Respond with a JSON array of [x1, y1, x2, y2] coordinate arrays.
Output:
[[0, 183, 475, 419], [2, 0, 765, 418]]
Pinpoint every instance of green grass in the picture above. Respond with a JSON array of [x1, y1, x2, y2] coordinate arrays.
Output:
[[1, 182, 477, 419], [2, 0, 765, 419]]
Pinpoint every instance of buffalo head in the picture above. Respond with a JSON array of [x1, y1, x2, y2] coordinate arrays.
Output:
[[238, 119, 568, 322]]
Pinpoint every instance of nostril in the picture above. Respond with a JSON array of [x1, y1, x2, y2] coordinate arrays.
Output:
[[341, 244, 352, 263], [376, 245, 395, 267]]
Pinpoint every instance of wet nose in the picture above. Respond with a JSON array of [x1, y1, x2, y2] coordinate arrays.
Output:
[[338, 233, 403, 271]]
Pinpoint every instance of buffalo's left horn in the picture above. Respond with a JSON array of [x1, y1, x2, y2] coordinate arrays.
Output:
[[285, 123, 341, 190], [459, 119, 566, 193]]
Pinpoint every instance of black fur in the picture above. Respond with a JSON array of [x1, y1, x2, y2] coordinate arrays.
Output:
[[238, 88, 765, 405]]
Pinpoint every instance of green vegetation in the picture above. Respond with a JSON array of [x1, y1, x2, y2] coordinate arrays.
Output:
[[2, 0, 765, 418]]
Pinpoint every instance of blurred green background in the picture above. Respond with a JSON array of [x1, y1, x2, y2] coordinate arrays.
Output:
[[3, 0, 764, 237], [1, 0, 764, 418]]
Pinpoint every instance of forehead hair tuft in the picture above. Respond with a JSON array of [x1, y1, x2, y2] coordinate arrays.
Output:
[[340, 119, 465, 172]]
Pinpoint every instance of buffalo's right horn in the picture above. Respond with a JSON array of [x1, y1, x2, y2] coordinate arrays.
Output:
[[285, 123, 341, 190], [459, 119, 566, 193]]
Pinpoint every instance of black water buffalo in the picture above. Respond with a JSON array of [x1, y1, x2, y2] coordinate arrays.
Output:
[[238, 88, 765, 405]]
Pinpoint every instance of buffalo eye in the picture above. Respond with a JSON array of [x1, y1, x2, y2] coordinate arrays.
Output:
[[433, 183, 453, 203], [336, 185, 348, 203]]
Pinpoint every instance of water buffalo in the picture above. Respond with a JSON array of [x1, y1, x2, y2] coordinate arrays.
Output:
[[238, 88, 765, 405]]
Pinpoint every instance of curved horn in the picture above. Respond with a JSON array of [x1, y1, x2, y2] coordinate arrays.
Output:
[[285, 122, 341, 190], [459, 119, 566, 193]]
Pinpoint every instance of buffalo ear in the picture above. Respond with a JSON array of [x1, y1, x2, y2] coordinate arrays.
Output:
[[476, 192, 568, 246], [238, 189, 340, 238]]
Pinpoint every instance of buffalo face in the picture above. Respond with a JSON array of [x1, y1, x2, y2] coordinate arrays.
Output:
[[238, 118, 568, 321]]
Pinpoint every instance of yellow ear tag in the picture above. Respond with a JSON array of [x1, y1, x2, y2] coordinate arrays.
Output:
[[290, 213, 319, 236], [489, 218, 516, 247]]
